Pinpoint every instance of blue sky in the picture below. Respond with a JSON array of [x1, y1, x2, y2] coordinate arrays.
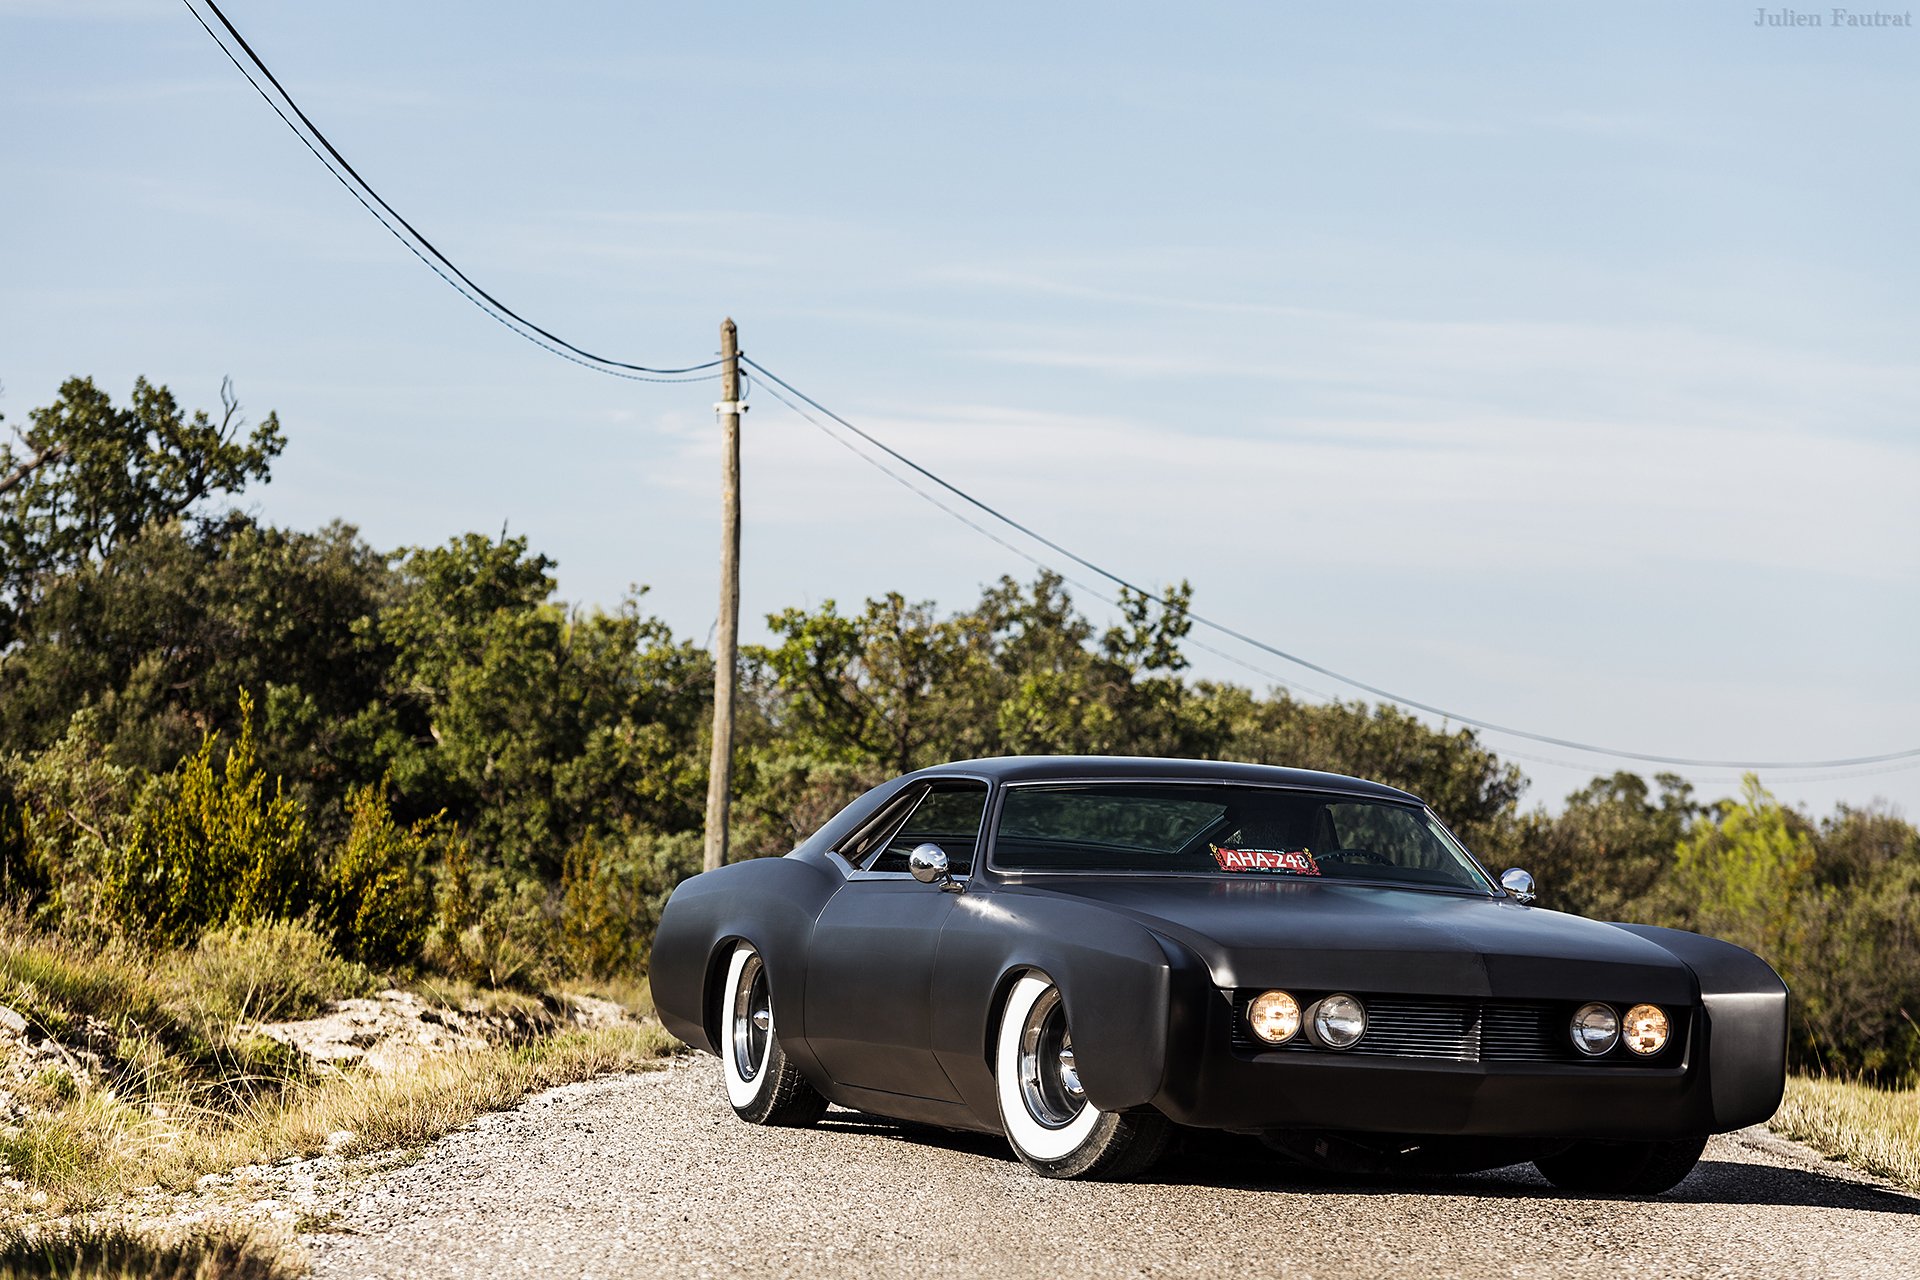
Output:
[[3, 1, 1916, 819]]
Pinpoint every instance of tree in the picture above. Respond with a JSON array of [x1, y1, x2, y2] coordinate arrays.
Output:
[[1669, 774, 1816, 984], [1511, 772, 1699, 919], [376, 533, 711, 876], [0, 518, 398, 802], [0, 376, 283, 646]]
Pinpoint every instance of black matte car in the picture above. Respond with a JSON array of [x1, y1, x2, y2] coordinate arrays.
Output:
[[650, 756, 1788, 1190]]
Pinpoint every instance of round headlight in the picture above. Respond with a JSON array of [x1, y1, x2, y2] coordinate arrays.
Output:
[[1622, 1003, 1669, 1056], [1310, 994, 1367, 1049], [1570, 1002, 1620, 1056], [1247, 990, 1302, 1044]]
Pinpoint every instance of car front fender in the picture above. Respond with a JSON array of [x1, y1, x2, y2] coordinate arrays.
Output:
[[931, 888, 1212, 1122], [1612, 923, 1789, 1131]]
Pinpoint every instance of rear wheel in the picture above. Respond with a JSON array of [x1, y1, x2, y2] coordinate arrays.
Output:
[[993, 974, 1168, 1179], [1533, 1137, 1707, 1195], [720, 943, 826, 1127]]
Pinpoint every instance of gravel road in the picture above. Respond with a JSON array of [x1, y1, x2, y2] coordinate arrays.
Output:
[[307, 1057, 1920, 1279]]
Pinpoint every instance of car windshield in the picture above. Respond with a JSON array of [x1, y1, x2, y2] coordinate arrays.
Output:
[[992, 782, 1495, 892]]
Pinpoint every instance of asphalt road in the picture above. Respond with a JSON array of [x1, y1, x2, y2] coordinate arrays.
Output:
[[307, 1058, 1920, 1279]]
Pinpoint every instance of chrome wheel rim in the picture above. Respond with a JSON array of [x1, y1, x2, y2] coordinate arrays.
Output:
[[1017, 987, 1085, 1129], [730, 951, 771, 1082]]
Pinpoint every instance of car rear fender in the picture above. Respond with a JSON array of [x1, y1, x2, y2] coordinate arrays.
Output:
[[1611, 923, 1789, 1131], [648, 856, 841, 1076]]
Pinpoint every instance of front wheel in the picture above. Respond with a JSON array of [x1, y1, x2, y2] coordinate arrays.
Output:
[[720, 943, 827, 1127], [1533, 1136, 1707, 1195], [993, 974, 1168, 1179]]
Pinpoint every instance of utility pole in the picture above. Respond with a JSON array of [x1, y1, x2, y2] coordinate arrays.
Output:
[[703, 318, 743, 872]]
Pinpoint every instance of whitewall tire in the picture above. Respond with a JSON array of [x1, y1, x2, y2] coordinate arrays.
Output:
[[720, 943, 826, 1127], [993, 973, 1169, 1179]]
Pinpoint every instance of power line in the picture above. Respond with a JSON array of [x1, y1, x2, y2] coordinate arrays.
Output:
[[177, 0, 1918, 776], [755, 376, 1349, 708], [744, 356, 1920, 774], [183, 0, 721, 382]]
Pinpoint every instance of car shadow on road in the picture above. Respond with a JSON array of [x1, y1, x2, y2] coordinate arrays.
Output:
[[819, 1111, 1920, 1216]]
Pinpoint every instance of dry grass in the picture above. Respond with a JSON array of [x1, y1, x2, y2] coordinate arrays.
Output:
[[2, 1023, 674, 1218], [1771, 1075, 1920, 1190], [0, 1221, 302, 1280], [175, 1022, 676, 1175], [2, 919, 677, 1221]]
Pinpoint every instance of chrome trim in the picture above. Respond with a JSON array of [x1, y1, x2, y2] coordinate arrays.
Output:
[[729, 951, 771, 1082], [1499, 867, 1537, 905], [1016, 986, 1085, 1130]]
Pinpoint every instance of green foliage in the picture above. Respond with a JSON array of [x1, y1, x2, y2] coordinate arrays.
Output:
[[1200, 685, 1524, 856], [1, 710, 141, 927], [0, 517, 397, 797], [753, 573, 1210, 770], [181, 919, 373, 1023], [107, 693, 312, 947], [559, 827, 700, 977], [1670, 775, 1817, 976], [325, 780, 437, 968], [1512, 771, 1699, 920], [377, 533, 711, 878], [0, 376, 283, 649]]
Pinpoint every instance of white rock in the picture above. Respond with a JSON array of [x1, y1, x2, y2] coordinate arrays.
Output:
[[0, 1005, 27, 1038]]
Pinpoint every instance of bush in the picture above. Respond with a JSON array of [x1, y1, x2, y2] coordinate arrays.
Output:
[[180, 919, 372, 1023], [325, 779, 437, 968], [106, 694, 311, 947], [2, 710, 141, 928], [559, 826, 699, 978], [426, 847, 556, 991]]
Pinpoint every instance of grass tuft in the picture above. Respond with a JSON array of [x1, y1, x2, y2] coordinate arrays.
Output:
[[1772, 1075, 1920, 1190], [0, 1221, 302, 1280]]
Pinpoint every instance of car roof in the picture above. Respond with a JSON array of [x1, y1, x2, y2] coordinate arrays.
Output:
[[907, 755, 1422, 803]]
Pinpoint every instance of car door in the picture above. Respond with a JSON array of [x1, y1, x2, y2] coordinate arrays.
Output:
[[804, 779, 988, 1102]]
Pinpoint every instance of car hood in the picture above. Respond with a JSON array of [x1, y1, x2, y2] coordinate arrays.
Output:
[[1010, 876, 1697, 1004]]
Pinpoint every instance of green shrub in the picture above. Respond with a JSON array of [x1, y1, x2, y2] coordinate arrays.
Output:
[[2, 710, 141, 929], [558, 827, 699, 978], [325, 780, 436, 968], [425, 851, 556, 991], [106, 693, 311, 947], [180, 918, 372, 1023]]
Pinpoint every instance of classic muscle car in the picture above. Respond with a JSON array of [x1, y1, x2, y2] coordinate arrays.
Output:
[[650, 757, 1789, 1190]]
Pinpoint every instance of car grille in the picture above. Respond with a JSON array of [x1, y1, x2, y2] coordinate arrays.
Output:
[[1227, 991, 1683, 1067]]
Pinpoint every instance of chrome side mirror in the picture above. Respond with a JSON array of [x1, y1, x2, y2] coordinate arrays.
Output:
[[908, 843, 961, 892], [1500, 867, 1536, 905]]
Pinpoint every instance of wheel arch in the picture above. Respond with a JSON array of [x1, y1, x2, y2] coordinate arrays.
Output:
[[649, 855, 842, 1074], [946, 895, 1208, 1117]]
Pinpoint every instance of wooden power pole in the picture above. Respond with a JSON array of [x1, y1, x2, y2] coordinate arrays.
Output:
[[703, 318, 743, 872]]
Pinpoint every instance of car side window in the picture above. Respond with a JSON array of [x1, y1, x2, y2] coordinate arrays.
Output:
[[835, 787, 925, 867], [865, 782, 987, 876], [1325, 802, 1444, 870]]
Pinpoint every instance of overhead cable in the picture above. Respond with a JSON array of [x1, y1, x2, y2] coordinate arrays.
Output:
[[745, 356, 1920, 774], [184, 0, 721, 381]]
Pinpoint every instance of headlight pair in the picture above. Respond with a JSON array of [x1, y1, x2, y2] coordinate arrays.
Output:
[[1247, 990, 1366, 1049], [1571, 1002, 1669, 1056]]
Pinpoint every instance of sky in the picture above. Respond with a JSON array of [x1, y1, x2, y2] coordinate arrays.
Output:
[[2, 0, 1915, 821]]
